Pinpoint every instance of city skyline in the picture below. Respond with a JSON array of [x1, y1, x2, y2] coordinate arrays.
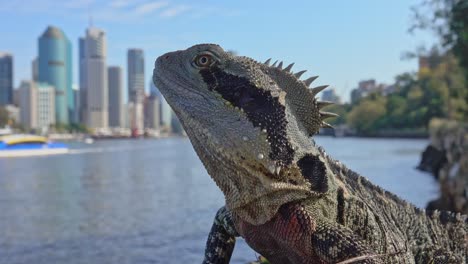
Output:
[[0, 0, 437, 103], [0, 22, 177, 134], [0, 23, 173, 134]]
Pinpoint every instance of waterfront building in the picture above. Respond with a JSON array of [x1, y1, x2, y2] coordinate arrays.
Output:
[[145, 94, 160, 131], [78, 37, 86, 124], [38, 26, 73, 124], [350, 79, 379, 104], [37, 83, 56, 132], [12, 88, 19, 106], [0, 52, 13, 105], [321, 88, 341, 104], [127, 49, 145, 102], [18, 80, 37, 130], [32, 57, 38, 81], [80, 26, 108, 129], [133, 90, 144, 135], [72, 85, 80, 124], [123, 102, 130, 129], [128, 49, 145, 134], [150, 80, 172, 132], [108, 66, 123, 127]]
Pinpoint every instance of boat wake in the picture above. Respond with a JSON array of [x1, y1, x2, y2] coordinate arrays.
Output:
[[67, 145, 155, 155]]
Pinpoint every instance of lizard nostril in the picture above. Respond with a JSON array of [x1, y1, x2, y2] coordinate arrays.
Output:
[[165, 55, 170, 59]]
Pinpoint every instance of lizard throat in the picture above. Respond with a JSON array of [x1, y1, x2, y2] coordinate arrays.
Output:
[[199, 67, 295, 167], [179, 110, 311, 225]]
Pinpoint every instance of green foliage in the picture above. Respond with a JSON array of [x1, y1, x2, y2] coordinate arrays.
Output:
[[344, 51, 467, 134], [321, 104, 350, 125], [410, 0, 468, 61], [347, 94, 387, 134], [410, 0, 468, 107]]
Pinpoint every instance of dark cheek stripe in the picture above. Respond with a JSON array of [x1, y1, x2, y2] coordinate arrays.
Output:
[[200, 67, 294, 166], [297, 154, 328, 193]]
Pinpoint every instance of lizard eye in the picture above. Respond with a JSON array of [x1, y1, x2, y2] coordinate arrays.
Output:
[[194, 54, 215, 68]]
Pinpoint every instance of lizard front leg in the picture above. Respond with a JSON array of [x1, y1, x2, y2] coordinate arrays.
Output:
[[203, 206, 240, 264]]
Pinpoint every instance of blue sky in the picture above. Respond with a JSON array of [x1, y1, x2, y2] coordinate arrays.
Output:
[[0, 0, 435, 102]]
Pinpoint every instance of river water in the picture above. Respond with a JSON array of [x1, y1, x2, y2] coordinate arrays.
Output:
[[0, 137, 437, 264]]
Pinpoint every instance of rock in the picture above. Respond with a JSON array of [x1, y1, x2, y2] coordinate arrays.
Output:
[[417, 145, 447, 178], [418, 118, 468, 214]]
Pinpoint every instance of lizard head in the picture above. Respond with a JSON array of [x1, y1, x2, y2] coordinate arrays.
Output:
[[153, 44, 338, 224]]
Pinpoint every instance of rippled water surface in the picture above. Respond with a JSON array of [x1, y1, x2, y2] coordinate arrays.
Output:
[[0, 137, 437, 264]]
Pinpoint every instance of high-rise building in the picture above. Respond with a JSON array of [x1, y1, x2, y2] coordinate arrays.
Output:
[[18, 80, 37, 130], [321, 88, 341, 104], [133, 89, 144, 135], [13, 88, 19, 106], [128, 49, 145, 134], [108, 66, 123, 127], [38, 26, 73, 124], [37, 83, 56, 131], [127, 49, 144, 102], [78, 37, 86, 123], [32, 57, 38, 81], [150, 80, 172, 131], [145, 94, 160, 130], [0, 52, 13, 105], [80, 27, 108, 129], [72, 85, 80, 124]]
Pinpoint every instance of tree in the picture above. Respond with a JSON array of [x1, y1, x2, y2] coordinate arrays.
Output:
[[321, 104, 350, 125], [347, 95, 387, 134], [386, 95, 409, 128], [411, 0, 468, 82]]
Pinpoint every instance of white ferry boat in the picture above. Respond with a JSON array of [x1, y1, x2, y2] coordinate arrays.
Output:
[[0, 135, 68, 158]]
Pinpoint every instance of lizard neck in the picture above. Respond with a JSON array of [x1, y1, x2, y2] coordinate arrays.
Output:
[[180, 111, 312, 225]]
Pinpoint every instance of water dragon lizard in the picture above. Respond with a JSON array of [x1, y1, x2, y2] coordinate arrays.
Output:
[[153, 44, 467, 264]]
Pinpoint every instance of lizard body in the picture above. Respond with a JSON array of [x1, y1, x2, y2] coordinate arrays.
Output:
[[153, 44, 467, 263]]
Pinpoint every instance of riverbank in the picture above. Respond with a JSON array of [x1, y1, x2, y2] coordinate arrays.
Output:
[[417, 118, 468, 214], [320, 126, 428, 139]]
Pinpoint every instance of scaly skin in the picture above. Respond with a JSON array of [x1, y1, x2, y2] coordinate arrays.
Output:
[[153, 44, 467, 263]]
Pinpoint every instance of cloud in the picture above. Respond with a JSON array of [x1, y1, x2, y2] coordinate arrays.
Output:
[[0, 0, 239, 23], [109, 0, 135, 8], [159, 4, 190, 18], [63, 0, 94, 9], [134, 1, 169, 15]]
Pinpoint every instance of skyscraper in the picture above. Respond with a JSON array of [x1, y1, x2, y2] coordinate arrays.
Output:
[[108, 66, 123, 127], [145, 94, 160, 131], [127, 49, 145, 134], [150, 80, 172, 131], [37, 83, 56, 132], [78, 37, 86, 123], [80, 27, 108, 129], [18, 80, 37, 130], [321, 88, 341, 104], [0, 52, 13, 105], [32, 57, 38, 81], [127, 49, 145, 102], [38, 26, 73, 124]]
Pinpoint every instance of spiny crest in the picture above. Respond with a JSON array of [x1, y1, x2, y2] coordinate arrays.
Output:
[[262, 58, 338, 136]]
